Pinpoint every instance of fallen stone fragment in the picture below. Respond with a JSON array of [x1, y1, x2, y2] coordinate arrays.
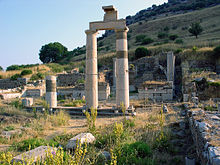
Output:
[[66, 133, 95, 149], [13, 146, 56, 163]]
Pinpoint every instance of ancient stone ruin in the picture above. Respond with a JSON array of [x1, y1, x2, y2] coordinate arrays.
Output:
[[85, 5, 129, 109]]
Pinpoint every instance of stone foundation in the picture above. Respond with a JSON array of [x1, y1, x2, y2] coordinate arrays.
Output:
[[186, 107, 220, 165]]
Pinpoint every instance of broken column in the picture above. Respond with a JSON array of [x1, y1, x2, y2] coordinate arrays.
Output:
[[116, 28, 129, 109], [45, 75, 57, 108], [85, 30, 98, 109], [167, 51, 175, 81]]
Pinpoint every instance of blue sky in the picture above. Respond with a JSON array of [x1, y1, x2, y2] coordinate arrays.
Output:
[[0, 0, 167, 70]]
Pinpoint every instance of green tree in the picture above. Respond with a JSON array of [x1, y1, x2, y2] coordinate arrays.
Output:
[[0, 66, 3, 71], [134, 47, 150, 60], [39, 42, 68, 63], [188, 22, 203, 38]]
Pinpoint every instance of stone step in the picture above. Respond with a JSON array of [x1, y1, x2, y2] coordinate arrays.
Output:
[[25, 106, 134, 116]]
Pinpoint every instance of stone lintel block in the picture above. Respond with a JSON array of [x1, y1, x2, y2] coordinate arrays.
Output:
[[89, 19, 126, 31]]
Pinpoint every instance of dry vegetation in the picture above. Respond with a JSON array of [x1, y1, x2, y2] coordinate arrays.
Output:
[[0, 100, 191, 164], [0, 65, 51, 79]]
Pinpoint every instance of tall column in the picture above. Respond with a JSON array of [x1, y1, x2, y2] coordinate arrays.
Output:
[[167, 51, 175, 81], [45, 75, 57, 108], [115, 28, 129, 109], [85, 30, 98, 109], [112, 58, 117, 93]]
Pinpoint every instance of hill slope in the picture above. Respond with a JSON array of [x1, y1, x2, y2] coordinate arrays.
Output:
[[61, 5, 220, 65]]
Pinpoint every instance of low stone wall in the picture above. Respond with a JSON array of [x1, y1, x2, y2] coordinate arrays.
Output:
[[0, 78, 29, 89], [138, 81, 173, 101], [0, 93, 21, 100], [187, 107, 220, 165], [57, 73, 84, 87], [22, 89, 44, 98]]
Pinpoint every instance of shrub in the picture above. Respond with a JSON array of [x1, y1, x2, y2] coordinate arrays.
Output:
[[84, 107, 97, 133], [169, 34, 178, 41], [213, 46, 220, 58], [20, 69, 32, 76], [77, 79, 85, 84], [4, 125, 15, 131], [79, 66, 84, 73], [157, 32, 168, 39], [175, 39, 183, 44], [6, 65, 20, 71], [204, 105, 217, 111], [47, 111, 70, 126], [14, 138, 58, 151], [141, 38, 154, 45], [134, 47, 150, 60], [10, 73, 21, 80], [118, 141, 152, 164], [30, 72, 44, 80], [0, 75, 3, 79], [164, 26, 169, 31], [192, 46, 198, 52], [0, 66, 3, 71], [174, 48, 183, 54], [135, 35, 146, 43]]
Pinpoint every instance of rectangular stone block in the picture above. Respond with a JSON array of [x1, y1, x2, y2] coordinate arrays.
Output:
[[89, 20, 126, 31]]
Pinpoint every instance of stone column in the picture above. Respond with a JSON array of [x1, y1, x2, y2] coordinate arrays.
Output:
[[45, 75, 57, 108], [85, 30, 98, 109], [167, 51, 175, 81], [115, 28, 129, 109], [112, 58, 117, 93]]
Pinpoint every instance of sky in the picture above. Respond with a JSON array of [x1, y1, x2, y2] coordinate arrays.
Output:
[[0, 0, 167, 70]]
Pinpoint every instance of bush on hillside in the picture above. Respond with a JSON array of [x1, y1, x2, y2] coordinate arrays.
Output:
[[0, 75, 3, 79], [213, 46, 220, 58], [134, 47, 150, 60], [135, 34, 146, 43], [30, 72, 44, 81], [21, 69, 32, 76], [157, 32, 168, 39], [7, 65, 20, 71], [10, 74, 21, 80], [6, 64, 39, 71], [169, 34, 178, 41], [175, 39, 183, 44], [141, 38, 154, 45]]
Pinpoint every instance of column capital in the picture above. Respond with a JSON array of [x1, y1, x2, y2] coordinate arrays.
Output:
[[115, 27, 129, 33], [85, 29, 98, 35]]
